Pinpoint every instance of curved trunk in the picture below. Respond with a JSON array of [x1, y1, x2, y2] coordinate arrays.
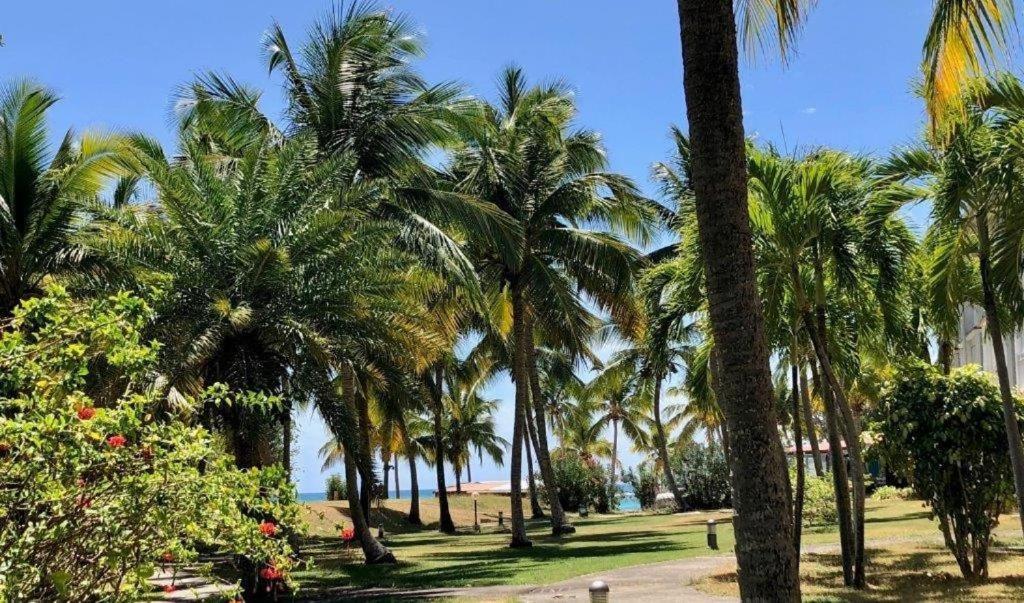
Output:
[[800, 371, 823, 477], [977, 209, 1024, 537], [406, 450, 422, 525], [340, 365, 395, 564], [653, 374, 685, 511], [524, 413, 545, 519], [431, 365, 455, 534], [610, 417, 619, 486], [809, 357, 855, 585], [526, 338, 571, 532], [354, 387, 374, 521], [791, 359, 804, 570], [676, 1, 800, 594], [508, 283, 532, 547]]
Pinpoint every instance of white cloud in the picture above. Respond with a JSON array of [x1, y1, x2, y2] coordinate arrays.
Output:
[[802, 107, 817, 115]]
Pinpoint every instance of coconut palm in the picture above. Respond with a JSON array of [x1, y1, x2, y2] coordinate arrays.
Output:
[[449, 67, 655, 543], [443, 380, 508, 491], [584, 360, 651, 485], [0, 80, 124, 317]]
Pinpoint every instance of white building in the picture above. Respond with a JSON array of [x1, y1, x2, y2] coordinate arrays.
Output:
[[954, 304, 1024, 387]]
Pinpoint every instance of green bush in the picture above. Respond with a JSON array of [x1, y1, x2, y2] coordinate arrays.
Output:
[[325, 474, 347, 501], [0, 287, 302, 601], [623, 463, 659, 510], [670, 443, 731, 510], [870, 362, 1021, 578], [549, 449, 617, 512], [802, 474, 839, 526], [871, 485, 913, 501]]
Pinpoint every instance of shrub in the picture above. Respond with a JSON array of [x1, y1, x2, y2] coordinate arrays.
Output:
[[671, 443, 731, 510], [802, 474, 839, 526], [871, 485, 913, 501], [549, 448, 617, 512], [623, 463, 659, 510], [325, 474, 346, 501], [870, 362, 1021, 578], [0, 287, 302, 601]]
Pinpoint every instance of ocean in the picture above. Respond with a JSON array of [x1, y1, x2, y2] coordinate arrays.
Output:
[[299, 488, 641, 511]]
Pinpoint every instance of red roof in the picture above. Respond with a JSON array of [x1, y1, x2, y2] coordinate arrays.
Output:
[[785, 441, 845, 455]]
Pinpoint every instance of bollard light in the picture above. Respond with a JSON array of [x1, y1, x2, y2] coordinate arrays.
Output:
[[579, 503, 589, 518], [706, 519, 718, 550], [472, 491, 480, 532], [378, 524, 385, 539], [498, 510, 504, 527], [589, 579, 609, 603]]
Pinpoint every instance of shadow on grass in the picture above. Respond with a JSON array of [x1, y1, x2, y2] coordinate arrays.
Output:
[[291, 528, 695, 599]]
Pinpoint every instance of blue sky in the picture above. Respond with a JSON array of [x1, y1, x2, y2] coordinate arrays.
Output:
[[3, 1, 937, 493]]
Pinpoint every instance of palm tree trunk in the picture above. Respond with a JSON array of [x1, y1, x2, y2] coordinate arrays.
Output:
[[355, 389, 374, 522], [653, 374, 685, 511], [508, 282, 533, 547], [281, 399, 292, 482], [524, 416, 545, 519], [526, 337, 570, 532], [809, 356, 855, 585], [394, 453, 400, 499], [431, 365, 456, 534], [610, 417, 619, 486], [455, 463, 462, 492], [800, 370, 823, 477], [938, 338, 954, 375], [382, 454, 391, 500], [340, 365, 395, 564], [466, 461, 472, 484], [791, 359, 804, 572], [675, 0, 800, 597], [407, 450, 422, 525], [977, 209, 1024, 537]]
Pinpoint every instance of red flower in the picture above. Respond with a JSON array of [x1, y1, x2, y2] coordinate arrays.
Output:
[[163, 584, 176, 594], [259, 521, 277, 537], [75, 495, 92, 509], [259, 565, 282, 581], [77, 407, 96, 420], [341, 527, 356, 542], [107, 435, 126, 448]]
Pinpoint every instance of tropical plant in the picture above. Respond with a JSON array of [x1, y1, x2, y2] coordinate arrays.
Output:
[[872, 362, 1022, 578], [0, 287, 301, 601], [325, 474, 347, 501], [584, 359, 650, 485], [670, 442, 731, 511], [443, 378, 508, 491], [0, 80, 124, 317], [623, 462, 659, 510], [449, 66, 655, 542]]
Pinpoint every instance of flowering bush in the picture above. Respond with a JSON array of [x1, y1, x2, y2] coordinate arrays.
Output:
[[0, 287, 303, 601]]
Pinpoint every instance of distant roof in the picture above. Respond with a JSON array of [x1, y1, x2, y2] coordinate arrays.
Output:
[[445, 479, 530, 494], [785, 441, 845, 455]]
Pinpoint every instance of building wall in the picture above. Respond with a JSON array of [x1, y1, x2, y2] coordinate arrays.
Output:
[[953, 305, 1022, 388]]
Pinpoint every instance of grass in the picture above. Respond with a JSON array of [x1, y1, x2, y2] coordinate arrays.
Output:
[[293, 494, 733, 593], [695, 499, 1024, 601], [291, 495, 1024, 600]]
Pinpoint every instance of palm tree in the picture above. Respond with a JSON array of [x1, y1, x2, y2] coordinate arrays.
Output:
[[584, 361, 650, 485], [0, 80, 124, 317], [884, 79, 1024, 537], [450, 67, 655, 543], [443, 380, 508, 491], [672, 0, 1019, 595]]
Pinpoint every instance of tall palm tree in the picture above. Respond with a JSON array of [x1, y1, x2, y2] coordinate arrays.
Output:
[[0, 80, 124, 317], [450, 67, 654, 543], [672, 0, 1018, 595], [584, 361, 651, 485], [443, 380, 508, 491]]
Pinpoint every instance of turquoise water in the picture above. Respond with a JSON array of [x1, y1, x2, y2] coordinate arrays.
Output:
[[299, 488, 641, 511]]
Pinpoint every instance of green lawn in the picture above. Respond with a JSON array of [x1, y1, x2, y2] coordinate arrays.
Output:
[[291, 496, 1015, 596]]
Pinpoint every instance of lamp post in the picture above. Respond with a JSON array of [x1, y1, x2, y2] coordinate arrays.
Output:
[[472, 491, 480, 532], [706, 519, 718, 550], [589, 580, 609, 603]]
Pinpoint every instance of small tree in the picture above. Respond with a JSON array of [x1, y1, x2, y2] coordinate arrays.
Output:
[[0, 287, 302, 601], [623, 463, 659, 510], [871, 362, 1021, 578], [671, 443, 731, 510]]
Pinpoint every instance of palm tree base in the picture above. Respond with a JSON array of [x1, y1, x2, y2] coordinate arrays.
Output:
[[509, 537, 534, 548], [366, 550, 397, 565], [406, 516, 423, 526], [553, 523, 576, 535], [531, 511, 546, 519]]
